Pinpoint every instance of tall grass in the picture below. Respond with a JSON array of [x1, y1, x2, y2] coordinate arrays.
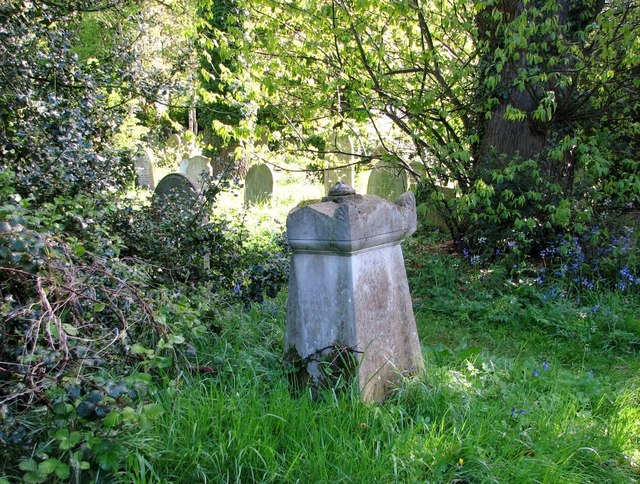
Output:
[[120, 235, 639, 482]]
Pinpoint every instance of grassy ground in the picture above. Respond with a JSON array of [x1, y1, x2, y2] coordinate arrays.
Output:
[[119, 187, 640, 483]]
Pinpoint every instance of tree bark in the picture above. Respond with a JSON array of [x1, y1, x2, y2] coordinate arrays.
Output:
[[476, 0, 553, 165]]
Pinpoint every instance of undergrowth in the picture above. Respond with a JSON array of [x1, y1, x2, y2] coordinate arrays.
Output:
[[115, 232, 639, 483]]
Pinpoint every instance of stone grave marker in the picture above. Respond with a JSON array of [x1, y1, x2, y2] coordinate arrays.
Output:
[[153, 173, 210, 268], [285, 182, 424, 402], [366, 161, 409, 200], [179, 158, 190, 175], [167, 133, 182, 149], [184, 155, 213, 189], [154, 173, 199, 202], [134, 150, 156, 189], [324, 134, 356, 195], [422, 185, 456, 233], [244, 164, 273, 206]]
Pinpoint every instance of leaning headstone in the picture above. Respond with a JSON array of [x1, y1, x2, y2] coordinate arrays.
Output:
[[134, 150, 156, 189], [285, 182, 424, 402], [244, 164, 274, 206], [367, 161, 409, 200], [323, 134, 356, 195], [184, 155, 213, 189]]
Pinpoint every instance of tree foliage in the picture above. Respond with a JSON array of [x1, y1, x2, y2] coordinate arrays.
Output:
[[0, 1, 136, 201], [196, 0, 254, 155], [220, 0, 640, 252]]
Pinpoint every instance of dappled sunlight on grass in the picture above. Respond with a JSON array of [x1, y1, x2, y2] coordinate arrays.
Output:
[[121, 257, 639, 482]]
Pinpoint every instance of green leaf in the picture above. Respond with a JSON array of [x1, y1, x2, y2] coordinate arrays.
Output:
[[96, 441, 126, 471], [54, 462, 70, 480], [104, 411, 123, 428], [131, 343, 152, 356], [76, 400, 95, 417], [38, 458, 62, 475], [19, 459, 38, 472], [62, 323, 78, 336], [23, 471, 45, 484], [54, 428, 69, 440], [169, 334, 185, 345], [72, 243, 86, 257]]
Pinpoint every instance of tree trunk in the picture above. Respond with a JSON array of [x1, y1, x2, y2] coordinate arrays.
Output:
[[475, 0, 570, 165]]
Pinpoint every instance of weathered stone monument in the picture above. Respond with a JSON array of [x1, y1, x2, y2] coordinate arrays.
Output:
[[367, 161, 409, 200], [134, 150, 156, 189], [323, 134, 356, 195], [285, 182, 424, 402], [244, 164, 274, 207], [184, 155, 213, 190]]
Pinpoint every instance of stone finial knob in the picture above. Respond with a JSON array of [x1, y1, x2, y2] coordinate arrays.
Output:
[[328, 181, 356, 197]]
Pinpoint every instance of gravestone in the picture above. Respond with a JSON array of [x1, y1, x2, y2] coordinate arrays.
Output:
[[323, 134, 356, 195], [154, 173, 199, 203], [167, 133, 182, 149], [244, 164, 274, 206], [179, 158, 190, 175], [285, 182, 424, 402], [184, 155, 213, 189], [422, 185, 456, 233], [367, 161, 409, 200], [153, 174, 210, 266], [134, 150, 156, 189]]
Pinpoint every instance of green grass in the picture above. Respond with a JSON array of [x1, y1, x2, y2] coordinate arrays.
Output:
[[119, 231, 640, 483]]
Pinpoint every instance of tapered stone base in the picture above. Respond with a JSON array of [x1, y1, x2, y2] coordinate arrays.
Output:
[[285, 189, 424, 402]]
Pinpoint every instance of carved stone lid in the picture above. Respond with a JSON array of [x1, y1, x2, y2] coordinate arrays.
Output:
[[287, 191, 417, 253]]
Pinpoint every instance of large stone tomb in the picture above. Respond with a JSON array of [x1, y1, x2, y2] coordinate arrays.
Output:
[[285, 183, 424, 401]]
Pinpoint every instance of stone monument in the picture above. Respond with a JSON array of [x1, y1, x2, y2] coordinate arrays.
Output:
[[184, 155, 213, 189], [154, 173, 199, 204], [285, 182, 424, 402], [366, 161, 409, 200], [134, 150, 156, 189], [167, 133, 182, 149], [323, 134, 356, 195], [244, 164, 274, 206]]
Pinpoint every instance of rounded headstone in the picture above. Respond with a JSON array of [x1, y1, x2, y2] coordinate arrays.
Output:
[[154, 173, 198, 202], [184, 155, 213, 188], [167, 134, 182, 149], [366, 162, 408, 200], [134, 150, 156, 189], [244, 164, 274, 206]]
